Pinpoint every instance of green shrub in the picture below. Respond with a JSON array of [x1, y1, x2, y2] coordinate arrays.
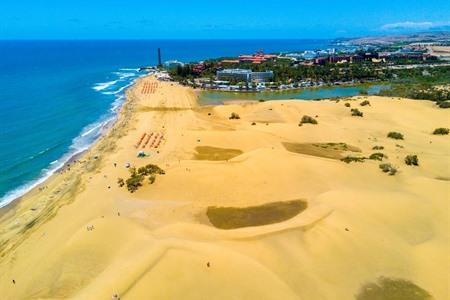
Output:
[[123, 164, 165, 192], [351, 108, 363, 117], [341, 156, 366, 163], [387, 132, 404, 140], [126, 174, 145, 193], [372, 145, 384, 150], [229, 112, 241, 120], [299, 115, 318, 126], [360, 100, 371, 106], [433, 128, 449, 135], [117, 178, 125, 187], [438, 101, 450, 109], [369, 153, 387, 161], [405, 155, 419, 166], [345, 103, 351, 107], [138, 164, 165, 176], [128, 166, 137, 175], [379, 163, 397, 176]]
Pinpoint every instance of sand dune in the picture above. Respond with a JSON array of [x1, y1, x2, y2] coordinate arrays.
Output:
[[0, 77, 448, 299]]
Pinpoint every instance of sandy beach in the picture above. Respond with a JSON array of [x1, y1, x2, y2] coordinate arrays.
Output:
[[0, 76, 448, 299]]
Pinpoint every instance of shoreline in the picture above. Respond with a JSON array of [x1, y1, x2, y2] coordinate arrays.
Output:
[[0, 73, 148, 211], [0, 74, 145, 246]]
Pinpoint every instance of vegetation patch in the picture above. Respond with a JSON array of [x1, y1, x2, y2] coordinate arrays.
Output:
[[283, 142, 361, 160], [405, 155, 419, 166], [137, 164, 165, 176], [120, 164, 165, 193], [194, 146, 243, 161], [341, 156, 366, 163], [125, 173, 145, 193], [387, 131, 404, 140], [432, 127, 449, 135], [351, 108, 364, 117], [360, 100, 371, 106], [117, 178, 125, 187], [438, 101, 450, 108], [369, 152, 387, 161], [345, 103, 351, 107], [379, 163, 398, 175], [372, 145, 384, 150], [356, 277, 433, 300], [207, 200, 307, 229], [229, 112, 241, 120], [299, 115, 318, 126]]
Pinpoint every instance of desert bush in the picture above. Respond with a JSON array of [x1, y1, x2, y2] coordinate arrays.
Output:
[[387, 132, 404, 140], [438, 101, 450, 109], [251, 122, 256, 126], [123, 164, 165, 192], [138, 164, 165, 176], [341, 156, 366, 163], [345, 103, 351, 107], [379, 163, 397, 175], [405, 155, 419, 166], [229, 112, 240, 120], [126, 174, 144, 193], [369, 152, 387, 161], [433, 128, 449, 135], [117, 178, 125, 187], [299, 115, 318, 126], [128, 167, 137, 176], [360, 100, 371, 106], [372, 145, 384, 150], [351, 108, 363, 117]]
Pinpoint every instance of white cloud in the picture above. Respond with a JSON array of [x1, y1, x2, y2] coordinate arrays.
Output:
[[381, 21, 450, 31]]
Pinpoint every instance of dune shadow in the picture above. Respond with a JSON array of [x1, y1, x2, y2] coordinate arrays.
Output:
[[356, 277, 433, 300], [194, 146, 243, 161], [283, 142, 361, 160], [207, 200, 307, 229]]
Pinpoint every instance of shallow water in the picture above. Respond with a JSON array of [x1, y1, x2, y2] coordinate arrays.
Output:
[[199, 85, 390, 105]]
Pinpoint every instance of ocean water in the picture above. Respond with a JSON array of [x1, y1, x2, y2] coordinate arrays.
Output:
[[0, 39, 332, 207]]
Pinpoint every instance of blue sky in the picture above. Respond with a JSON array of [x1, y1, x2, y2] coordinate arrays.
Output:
[[0, 0, 449, 39]]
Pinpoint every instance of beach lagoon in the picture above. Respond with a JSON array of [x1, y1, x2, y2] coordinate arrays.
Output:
[[198, 84, 390, 105]]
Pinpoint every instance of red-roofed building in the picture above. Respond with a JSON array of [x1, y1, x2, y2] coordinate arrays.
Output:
[[238, 51, 277, 64], [192, 63, 206, 74]]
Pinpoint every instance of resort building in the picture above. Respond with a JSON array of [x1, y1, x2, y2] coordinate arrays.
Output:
[[216, 69, 273, 83], [164, 60, 184, 69], [251, 70, 274, 82], [238, 53, 277, 64]]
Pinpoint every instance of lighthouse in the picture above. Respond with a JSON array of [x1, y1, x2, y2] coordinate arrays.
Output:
[[157, 48, 162, 67]]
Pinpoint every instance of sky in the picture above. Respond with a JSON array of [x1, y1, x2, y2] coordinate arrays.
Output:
[[0, 0, 449, 39]]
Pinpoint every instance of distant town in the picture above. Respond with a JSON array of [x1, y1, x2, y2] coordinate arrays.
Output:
[[144, 33, 450, 95]]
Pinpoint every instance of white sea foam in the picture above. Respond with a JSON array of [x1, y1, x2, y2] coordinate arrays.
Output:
[[102, 81, 135, 95], [113, 72, 136, 79], [92, 80, 118, 91], [0, 68, 146, 208], [120, 68, 140, 72]]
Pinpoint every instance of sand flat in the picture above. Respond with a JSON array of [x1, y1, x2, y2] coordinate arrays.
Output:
[[0, 77, 448, 300]]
